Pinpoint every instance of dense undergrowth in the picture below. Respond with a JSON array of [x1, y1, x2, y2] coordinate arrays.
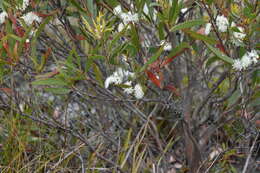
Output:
[[0, 0, 259, 172]]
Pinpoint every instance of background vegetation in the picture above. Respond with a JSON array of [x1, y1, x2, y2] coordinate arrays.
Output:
[[0, 0, 259, 172]]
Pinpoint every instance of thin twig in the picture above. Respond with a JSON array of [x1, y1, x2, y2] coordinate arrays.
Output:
[[242, 133, 259, 173]]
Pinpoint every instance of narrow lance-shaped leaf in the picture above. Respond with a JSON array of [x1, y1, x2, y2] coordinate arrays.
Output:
[[184, 29, 217, 44], [161, 42, 190, 67], [170, 19, 206, 32], [169, 0, 179, 24], [93, 64, 103, 86], [205, 42, 234, 64], [69, 0, 89, 14], [31, 16, 52, 68], [32, 78, 68, 86], [139, 46, 164, 72], [146, 70, 162, 88]]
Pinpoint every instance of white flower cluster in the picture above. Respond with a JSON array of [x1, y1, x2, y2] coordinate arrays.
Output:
[[105, 68, 135, 88], [160, 40, 172, 51], [233, 50, 259, 71], [114, 5, 138, 23], [19, 0, 30, 11], [21, 12, 42, 25], [105, 68, 144, 99], [113, 5, 138, 32], [122, 81, 144, 99], [231, 22, 246, 46], [216, 15, 229, 32], [205, 23, 212, 35], [0, 11, 8, 25]]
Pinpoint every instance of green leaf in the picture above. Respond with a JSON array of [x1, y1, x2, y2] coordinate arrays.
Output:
[[31, 16, 52, 68], [69, 0, 87, 13], [158, 22, 164, 40], [32, 78, 68, 86], [93, 64, 103, 86], [169, 0, 179, 24], [184, 30, 217, 44], [6, 34, 22, 42], [139, 46, 164, 72], [205, 43, 234, 64], [168, 42, 190, 58], [130, 24, 141, 50], [205, 56, 219, 67], [44, 87, 71, 95], [89, 55, 105, 59], [205, 0, 214, 5], [109, 43, 128, 65], [170, 19, 206, 32], [86, 0, 96, 17], [227, 90, 241, 107]]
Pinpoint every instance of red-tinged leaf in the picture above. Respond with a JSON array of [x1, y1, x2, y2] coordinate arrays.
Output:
[[15, 26, 25, 37], [43, 47, 52, 60], [74, 34, 87, 40], [164, 84, 180, 96], [216, 43, 227, 54], [161, 48, 188, 67], [38, 47, 52, 72], [3, 42, 9, 50], [148, 59, 161, 72], [146, 70, 162, 88], [0, 88, 13, 95], [34, 10, 59, 18], [35, 69, 60, 79], [8, 13, 17, 26]]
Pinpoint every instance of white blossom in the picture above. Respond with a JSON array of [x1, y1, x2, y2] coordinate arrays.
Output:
[[231, 22, 246, 41], [113, 5, 122, 16], [232, 59, 243, 71], [104, 75, 123, 88], [21, 0, 30, 11], [123, 81, 135, 94], [247, 50, 258, 64], [134, 84, 144, 99], [160, 40, 172, 51], [105, 68, 135, 88], [216, 15, 229, 32], [120, 12, 138, 23], [21, 12, 42, 25], [240, 54, 252, 68], [233, 28, 246, 40], [181, 8, 188, 14], [0, 11, 8, 25], [117, 22, 125, 32], [19, 103, 25, 112], [205, 23, 212, 35], [113, 5, 138, 24], [233, 50, 259, 71]]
